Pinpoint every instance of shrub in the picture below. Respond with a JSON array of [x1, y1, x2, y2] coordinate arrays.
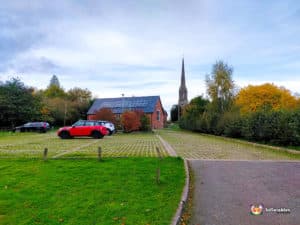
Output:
[[140, 114, 151, 131], [241, 109, 300, 145], [94, 108, 116, 124], [121, 111, 141, 132], [222, 110, 243, 138]]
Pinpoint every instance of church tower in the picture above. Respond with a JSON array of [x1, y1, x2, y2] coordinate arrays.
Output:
[[178, 58, 188, 118]]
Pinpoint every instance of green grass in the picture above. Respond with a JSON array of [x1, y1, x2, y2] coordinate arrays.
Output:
[[0, 132, 168, 158], [165, 123, 181, 131], [287, 146, 300, 151], [0, 157, 185, 225], [157, 129, 300, 160]]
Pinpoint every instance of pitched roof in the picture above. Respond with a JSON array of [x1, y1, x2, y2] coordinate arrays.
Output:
[[87, 96, 161, 114]]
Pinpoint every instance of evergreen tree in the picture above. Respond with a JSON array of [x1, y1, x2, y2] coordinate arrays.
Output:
[[49, 75, 60, 87]]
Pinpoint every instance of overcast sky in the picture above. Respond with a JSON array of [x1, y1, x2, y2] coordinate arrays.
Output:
[[1, 0, 299, 112]]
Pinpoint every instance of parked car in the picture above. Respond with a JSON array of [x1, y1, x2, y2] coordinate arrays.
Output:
[[13, 122, 50, 133], [57, 120, 108, 139], [96, 120, 116, 135]]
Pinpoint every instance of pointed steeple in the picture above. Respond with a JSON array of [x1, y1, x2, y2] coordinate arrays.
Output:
[[181, 58, 186, 88], [178, 58, 188, 118]]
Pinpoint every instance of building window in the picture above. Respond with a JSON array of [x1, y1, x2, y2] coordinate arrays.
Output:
[[156, 110, 160, 121]]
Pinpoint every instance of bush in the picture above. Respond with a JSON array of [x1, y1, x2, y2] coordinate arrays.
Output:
[[240, 110, 300, 145], [223, 111, 243, 138], [140, 114, 151, 131], [120, 110, 152, 132], [178, 96, 300, 146], [121, 111, 141, 132], [93, 108, 116, 124]]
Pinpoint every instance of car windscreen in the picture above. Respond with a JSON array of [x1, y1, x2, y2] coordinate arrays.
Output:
[[85, 121, 95, 126], [33, 122, 43, 127], [73, 121, 85, 126]]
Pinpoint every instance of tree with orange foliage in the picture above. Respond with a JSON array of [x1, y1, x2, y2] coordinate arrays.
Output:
[[235, 83, 298, 114], [94, 108, 116, 124], [121, 110, 141, 132]]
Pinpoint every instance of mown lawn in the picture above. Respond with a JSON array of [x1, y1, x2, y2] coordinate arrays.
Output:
[[0, 157, 185, 225]]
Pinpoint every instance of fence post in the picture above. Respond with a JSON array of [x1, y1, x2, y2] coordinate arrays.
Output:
[[98, 146, 102, 161], [156, 147, 162, 160], [156, 147, 162, 184], [43, 148, 48, 161]]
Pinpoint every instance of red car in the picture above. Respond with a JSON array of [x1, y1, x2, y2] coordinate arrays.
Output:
[[57, 120, 108, 139]]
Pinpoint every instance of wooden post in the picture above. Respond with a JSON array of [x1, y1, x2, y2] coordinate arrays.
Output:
[[156, 146, 162, 184], [156, 168, 161, 184], [98, 146, 102, 161], [156, 147, 162, 160], [43, 148, 48, 161]]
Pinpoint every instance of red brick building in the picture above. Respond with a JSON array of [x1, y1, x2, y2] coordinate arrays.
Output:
[[87, 96, 167, 129]]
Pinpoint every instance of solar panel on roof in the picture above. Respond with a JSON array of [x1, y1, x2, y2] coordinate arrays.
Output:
[[87, 96, 160, 114]]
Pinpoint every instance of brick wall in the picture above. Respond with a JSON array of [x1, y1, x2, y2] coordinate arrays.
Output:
[[150, 99, 165, 129], [87, 114, 96, 120], [87, 99, 166, 129]]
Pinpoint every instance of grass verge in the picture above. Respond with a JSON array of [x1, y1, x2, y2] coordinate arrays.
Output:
[[0, 157, 185, 225]]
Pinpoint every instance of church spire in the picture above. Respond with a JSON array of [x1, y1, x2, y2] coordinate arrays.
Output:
[[178, 58, 188, 118], [181, 58, 186, 88]]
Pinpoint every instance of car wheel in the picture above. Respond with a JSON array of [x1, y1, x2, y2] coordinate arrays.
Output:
[[107, 129, 113, 136], [92, 131, 103, 139], [59, 131, 71, 139], [39, 128, 46, 133]]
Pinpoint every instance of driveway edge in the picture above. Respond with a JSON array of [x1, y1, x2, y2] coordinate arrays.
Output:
[[157, 134, 177, 156], [171, 159, 190, 225]]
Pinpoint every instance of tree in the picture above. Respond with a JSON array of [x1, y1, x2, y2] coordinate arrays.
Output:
[[0, 78, 42, 127], [44, 75, 66, 98], [44, 97, 68, 125], [93, 108, 116, 124], [170, 105, 179, 122], [188, 96, 209, 114], [67, 87, 91, 102], [44, 84, 66, 98], [206, 61, 235, 113], [179, 96, 209, 131], [67, 87, 92, 123], [121, 111, 141, 132], [49, 75, 60, 87], [235, 83, 298, 114]]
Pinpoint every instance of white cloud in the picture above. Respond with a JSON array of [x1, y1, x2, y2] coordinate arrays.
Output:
[[1, 0, 300, 114]]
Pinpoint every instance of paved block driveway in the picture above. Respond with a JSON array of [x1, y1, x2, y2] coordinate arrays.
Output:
[[189, 160, 300, 225]]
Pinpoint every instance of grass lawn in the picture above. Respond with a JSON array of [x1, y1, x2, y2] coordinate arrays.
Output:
[[0, 157, 185, 225], [157, 129, 300, 160]]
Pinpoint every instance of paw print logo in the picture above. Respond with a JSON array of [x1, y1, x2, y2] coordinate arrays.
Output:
[[250, 204, 264, 215]]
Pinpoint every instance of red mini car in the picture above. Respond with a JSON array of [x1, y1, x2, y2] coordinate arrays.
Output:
[[57, 120, 108, 139]]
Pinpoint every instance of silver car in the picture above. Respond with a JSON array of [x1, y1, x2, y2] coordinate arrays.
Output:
[[96, 121, 116, 135]]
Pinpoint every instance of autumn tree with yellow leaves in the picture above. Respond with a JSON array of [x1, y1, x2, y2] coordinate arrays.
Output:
[[235, 83, 298, 114]]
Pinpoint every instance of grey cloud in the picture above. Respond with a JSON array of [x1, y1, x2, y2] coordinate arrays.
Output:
[[6, 57, 61, 74]]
